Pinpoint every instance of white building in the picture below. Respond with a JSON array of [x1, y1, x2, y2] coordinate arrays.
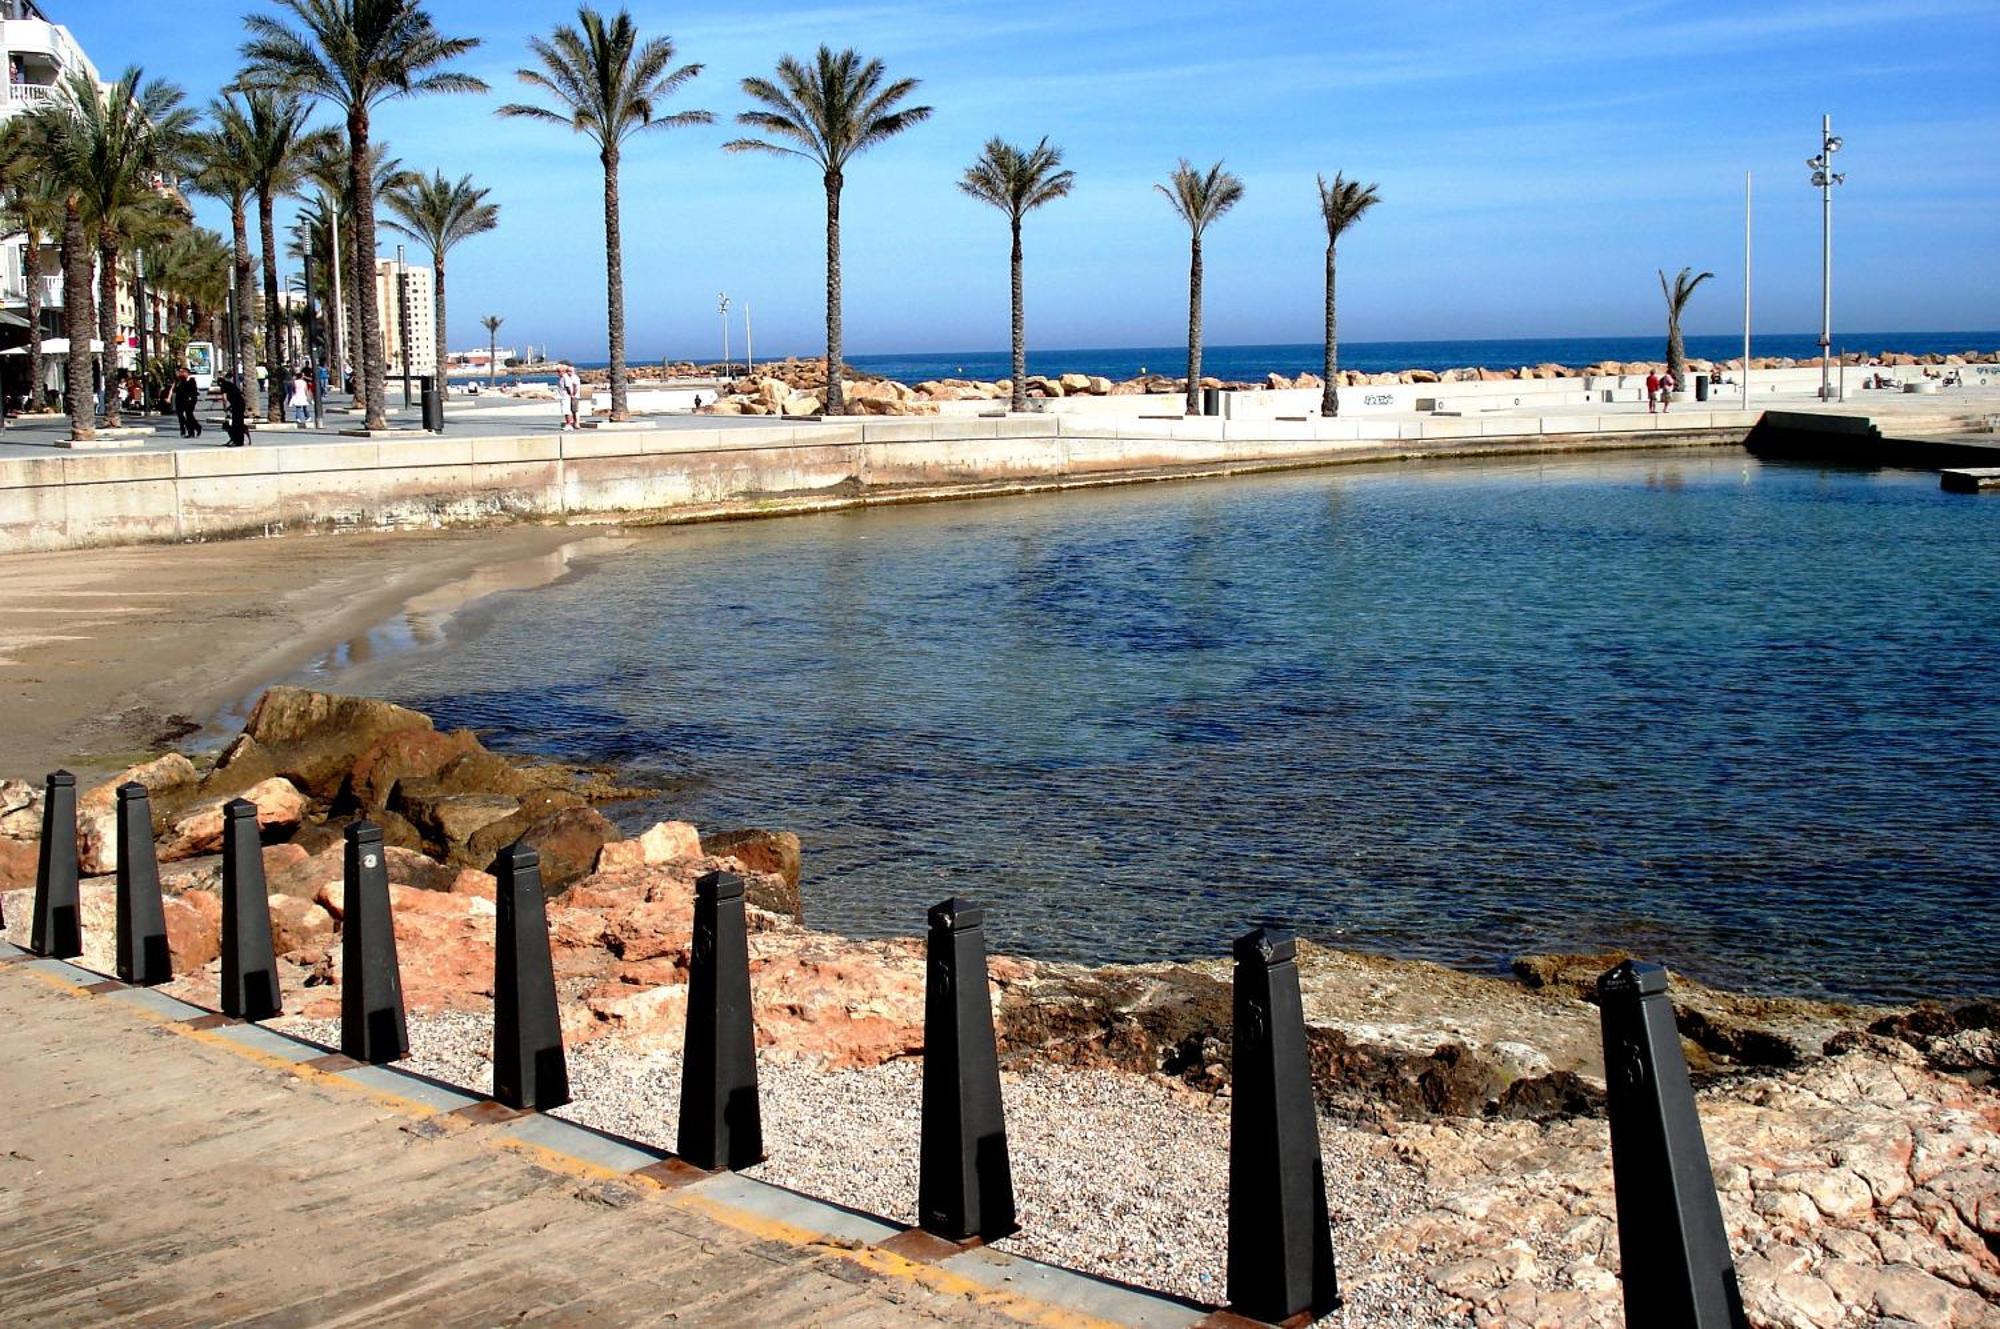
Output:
[[375, 256, 436, 375], [1, 2, 100, 347]]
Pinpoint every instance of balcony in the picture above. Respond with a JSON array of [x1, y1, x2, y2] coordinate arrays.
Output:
[[0, 273, 62, 308], [5, 81, 53, 105]]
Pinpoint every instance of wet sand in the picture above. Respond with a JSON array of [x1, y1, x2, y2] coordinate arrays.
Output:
[[0, 525, 630, 779]]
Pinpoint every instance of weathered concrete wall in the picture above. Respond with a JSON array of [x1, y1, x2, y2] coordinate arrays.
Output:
[[0, 410, 1760, 554]]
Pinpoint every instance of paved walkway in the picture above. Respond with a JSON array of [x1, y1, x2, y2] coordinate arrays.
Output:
[[0, 946, 1202, 1328]]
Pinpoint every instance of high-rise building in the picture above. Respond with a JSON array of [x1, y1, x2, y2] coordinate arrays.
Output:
[[374, 257, 436, 375], [1, 2, 102, 348]]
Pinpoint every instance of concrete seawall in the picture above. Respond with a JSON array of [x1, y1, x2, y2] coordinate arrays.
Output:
[[0, 410, 1760, 554]]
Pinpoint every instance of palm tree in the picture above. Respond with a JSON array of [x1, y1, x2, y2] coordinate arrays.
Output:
[[726, 47, 932, 416], [149, 226, 231, 344], [1157, 159, 1243, 416], [498, 7, 709, 422], [236, 89, 336, 419], [1659, 266, 1713, 386], [0, 120, 64, 410], [958, 137, 1073, 414], [480, 313, 503, 387], [1315, 172, 1379, 417], [241, 0, 485, 431], [37, 66, 195, 431], [191, 100, 259, 385], [381, 171, 498, 402]]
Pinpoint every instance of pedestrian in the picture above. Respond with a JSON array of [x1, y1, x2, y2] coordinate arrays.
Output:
[[219, 373, 249, 447], [288, 367, 312, 427], [558, 364, 581, 430], [171, 365, 201, 438], [1644, 369, 1660, 414], [1660, 370, 1675, 413]]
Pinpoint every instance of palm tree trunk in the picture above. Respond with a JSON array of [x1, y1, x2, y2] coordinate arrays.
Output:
[[487, 326, 497, 389], [61, 200, 93, 441], [824, 171, 844, 417], [350, 109, 387, 431], [229, 199, 254, 385], [1185, 234, 1203, 416], [98, 236, 121, 429], [1322, 240, 1338, 416], [345, 210, 362, 399], [1666, 321, 1685, 386], [602, 145, 627, 422], [432, 259, 448, 405], [259, 188, 284, 421], [24, 227, 43, 411], [1009, 213, 1026, 414]]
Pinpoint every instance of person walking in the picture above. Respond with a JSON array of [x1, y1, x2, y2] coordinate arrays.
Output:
[[558, 364, 582, 431], [171, 365, 201, 438], [219, 373, 250, 447], [1644, 369, 1660, 414], [1659, 369, 1675, 414], [288, 368, 312, 428]]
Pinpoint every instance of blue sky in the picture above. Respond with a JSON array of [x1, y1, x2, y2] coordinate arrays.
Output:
[[63, 0, 2000, 361]]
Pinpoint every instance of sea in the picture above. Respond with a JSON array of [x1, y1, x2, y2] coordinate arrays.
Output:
[[500, 330, 1998, 384], [296, 451, 1999, 1005]]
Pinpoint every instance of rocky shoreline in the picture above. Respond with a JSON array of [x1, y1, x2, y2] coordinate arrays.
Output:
[[566, 349, 2000, 417], [4, 687, 1995, 1326]]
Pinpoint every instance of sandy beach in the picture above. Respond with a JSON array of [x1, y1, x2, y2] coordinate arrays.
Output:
[[0, 524, 627, 779]]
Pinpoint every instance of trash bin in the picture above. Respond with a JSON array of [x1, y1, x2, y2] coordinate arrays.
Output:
[[1694, 373, 1710, 402], [1201, 385, 1221, 416], [419, 375, 443, 432]]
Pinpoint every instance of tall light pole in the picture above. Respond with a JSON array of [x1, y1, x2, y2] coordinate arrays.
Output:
[[717, 291, 731, 378], [744, 300, 753, 376], [327, 194, 345, 399], [1807, 115, 1845, 401], [397, 242, 413, 409], [1742, 171, 1752, 411]]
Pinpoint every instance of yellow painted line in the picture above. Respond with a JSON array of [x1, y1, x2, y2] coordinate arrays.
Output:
[[485, 1135, 636, 1183]]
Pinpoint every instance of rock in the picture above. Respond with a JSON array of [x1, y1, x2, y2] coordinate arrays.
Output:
[[268, 894, 335, 954], [155, 777, 307, 862], [162, 889, 221, 970], [701, 828, 802, 920], [0, 837, 35, 891], [345, 728, 483, 813], [782, 393, 821, 417], [226, 687, 434, 801], [513, 806, 619, 889], [76, 753, 199, 875], [594, 820, 702, 873], [0, 778, 41, 837], [1296, 372, 1323, 389], [402, 790, 521, 862]]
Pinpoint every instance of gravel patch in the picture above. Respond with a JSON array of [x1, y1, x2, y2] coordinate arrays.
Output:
[[273, 1011, 1465, 1325]]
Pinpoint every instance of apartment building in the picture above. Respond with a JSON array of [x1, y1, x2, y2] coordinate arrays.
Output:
[[375, 256, 436, 375], [1, 1, 100, 346]]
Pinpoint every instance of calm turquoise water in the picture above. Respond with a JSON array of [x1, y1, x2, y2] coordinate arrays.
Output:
[[322, 452, 1999, 1003]]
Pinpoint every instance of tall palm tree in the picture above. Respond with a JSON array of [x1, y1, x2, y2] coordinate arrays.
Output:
[[0, 120, 64, 410], [149, 226, 231, 344], [1659, 266, 1713, 386], [1157, 159, 1243, 416], [305, 139, 417, 395], [480, 313, 503, 387], [37, 66, 196, 431], [498, 7, 708, 422], [381, 171, 498, 401], [1315, 172, 1379, 417], [241, 0, 485, 431], [958, 137, 1073, 414], [236, 89, 336, 419], [191, 100, 259, 385], [726, 46, 931, 416]]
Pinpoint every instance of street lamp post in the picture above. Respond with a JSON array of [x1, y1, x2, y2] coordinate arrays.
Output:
[[301, 230, 322, 429], [397, 243, 413, 410], [718, 291, 731, 378], [1807, 114, 1845, 402]]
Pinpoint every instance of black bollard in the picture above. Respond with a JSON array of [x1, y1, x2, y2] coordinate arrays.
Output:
[[917, 897, 1016, 1242], [340, 821, 408, 1063], [1598, 960, 1748, 1329], [29, 770, 80, 958], [677, 870, 761, 1169], [492, 842, 569, 1112], [1227, 927, 1339, 1323], [220, 799, 282, 1020], [114, 783, 172, 986]]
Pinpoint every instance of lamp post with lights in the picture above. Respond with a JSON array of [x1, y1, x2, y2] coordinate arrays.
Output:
[[1807, 115, 1845, 401]]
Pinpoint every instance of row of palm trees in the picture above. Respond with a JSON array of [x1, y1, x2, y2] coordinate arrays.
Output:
[[6, 0, 1384, 440]]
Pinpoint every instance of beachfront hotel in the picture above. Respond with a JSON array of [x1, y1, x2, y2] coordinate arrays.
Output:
[[0, 0, 97, 353]]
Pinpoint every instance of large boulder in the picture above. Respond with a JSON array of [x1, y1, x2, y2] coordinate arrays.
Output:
[[468, 805, 619, 890], [77, 753, 198, 875], [346, 728, 483, 813], [0, 837, 34, 891], [0, 778, 41, 838], [595, 820, 702, 873], [220, 688, 434, 802], [155, 777, 307, 862], [701, 828, 802, 921], [403, 791, 521, 862]]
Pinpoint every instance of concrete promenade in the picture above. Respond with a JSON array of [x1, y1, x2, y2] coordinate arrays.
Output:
[[0, 941, 1206, 1328], [0, 378, 1992, 555]]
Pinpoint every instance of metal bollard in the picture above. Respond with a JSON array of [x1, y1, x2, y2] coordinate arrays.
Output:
[[1598, 960, 1748, 1329], [340, 821, 408, 1063], [1227, 927, 1339, 1323], [29, 770, 81, 958], [114, 783, 172, 986], [220, 799, 282, 1020], [917, 897, 1016, 1242], [492, 842, 569, 1112], [677, 870, 761, 1169]]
